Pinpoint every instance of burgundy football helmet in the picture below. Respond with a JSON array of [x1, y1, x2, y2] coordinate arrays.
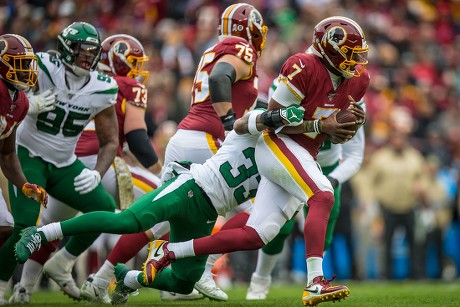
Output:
[[312, 16, 368, 79], [218, 3, 268, 56], [0, 34, 37, 90], [99, 34, 149, 84]]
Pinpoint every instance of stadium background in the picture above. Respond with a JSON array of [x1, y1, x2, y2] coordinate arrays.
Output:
[[2, 0, 460, 290]]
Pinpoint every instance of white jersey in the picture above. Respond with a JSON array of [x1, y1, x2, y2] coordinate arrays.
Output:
[[16, 52, 118, 167], [190, 130, 260, 216]]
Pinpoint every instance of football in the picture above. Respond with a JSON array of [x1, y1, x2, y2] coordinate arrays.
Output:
[[335, 109, 358, 124]]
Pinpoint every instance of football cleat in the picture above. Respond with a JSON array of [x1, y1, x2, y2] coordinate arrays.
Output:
[[8, 283, 31, 304], [80, 274, 111, 304], [14, 226, 45, 264], [159, 289, 204, 301], [246, 273, 271, 300], [302, 275, 349, 306], [142, 240, 175, 285], [194, 271, 228, 301], [43, 252, 81, 301], [112, 263, 138, 305]]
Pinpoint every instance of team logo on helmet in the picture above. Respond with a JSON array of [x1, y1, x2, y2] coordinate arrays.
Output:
[[326, 27, 347, 45], [113, 41, 129, 56]]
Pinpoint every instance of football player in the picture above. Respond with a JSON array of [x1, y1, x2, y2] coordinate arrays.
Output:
[[0, 34, 48, 304], [13, 105, 305, 304], [126, 16, 369, 307], [0, 22, 119, 302], [245, 77, 366, 300], [8, 34, 163, 304]]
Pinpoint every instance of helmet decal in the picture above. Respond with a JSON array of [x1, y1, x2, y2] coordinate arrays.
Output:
[[326, 27, 347, 46]]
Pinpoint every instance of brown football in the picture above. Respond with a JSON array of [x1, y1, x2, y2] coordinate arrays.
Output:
[[335, 109, 358, 124]]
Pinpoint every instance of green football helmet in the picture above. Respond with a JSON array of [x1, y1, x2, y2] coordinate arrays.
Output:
[[57, 22, 102, 76]]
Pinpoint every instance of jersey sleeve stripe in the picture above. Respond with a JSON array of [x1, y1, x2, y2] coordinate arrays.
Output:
[[94, 88, 119, 95], [279, 77, 305, 101]]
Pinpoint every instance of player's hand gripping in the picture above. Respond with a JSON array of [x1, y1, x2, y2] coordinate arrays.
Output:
[[280, 105, 305, 126], [27, 89, 57, 115], [347, 95, 366, 125], [74, 168, 101, 194], [22, 183, 48, 207]]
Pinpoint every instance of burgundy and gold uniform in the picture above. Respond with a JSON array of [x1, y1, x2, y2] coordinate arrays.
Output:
[[274, 53, 369, 159], [178, 37, 259, 141], [0, 81, 28, 140]]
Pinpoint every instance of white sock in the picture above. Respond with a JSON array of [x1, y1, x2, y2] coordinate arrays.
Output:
[[306, 257, 323, 285], [0, 280, 7, 297], [20, 259, 44, 293], [205, 254, 221, 274], [167, 240, 195, 258], [93, 260, 114, 288], [61, 247, 78, 261], [37, 222, 63, 242], [124, 271, 142, 290], [254, 250, 280, 278]]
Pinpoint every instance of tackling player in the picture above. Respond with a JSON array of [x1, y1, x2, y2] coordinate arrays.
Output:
[[13, 105, 305, 304]]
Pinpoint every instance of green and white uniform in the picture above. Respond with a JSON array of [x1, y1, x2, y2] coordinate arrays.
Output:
[[41, 129, 261, 293], [0, 52, 118, 282]]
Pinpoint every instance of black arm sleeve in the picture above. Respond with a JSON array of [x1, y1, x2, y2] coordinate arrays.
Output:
[[209, 62, 237, 103], [125, 129, 159, 168]]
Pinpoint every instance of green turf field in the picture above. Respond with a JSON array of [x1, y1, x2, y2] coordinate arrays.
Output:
[[18, 280, 460, 306]]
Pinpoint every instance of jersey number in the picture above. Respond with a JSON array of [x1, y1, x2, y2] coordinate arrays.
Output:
[[36, 107, 91, 137], [192, 52, 215, 104], [219, 147, 260, 204]]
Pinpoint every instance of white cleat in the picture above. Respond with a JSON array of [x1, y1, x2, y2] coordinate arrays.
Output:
[[160, 289, 204, 301], [246, 273, 271, 300], [9, 283, 31, 304], [194, 272, 228, 301], [80, 274, 111, 304], [43, 253, 81, 301]]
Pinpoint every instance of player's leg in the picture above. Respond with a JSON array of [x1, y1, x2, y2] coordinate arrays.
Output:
[[0, 146, 47, 301], [112, 177, 217, 303], [10, 196, 78, 302], [246, 217, 297, 300], [255, 133, 349, 306]]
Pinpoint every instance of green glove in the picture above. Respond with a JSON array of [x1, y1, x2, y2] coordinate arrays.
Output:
[[280, 105, 305, 126]]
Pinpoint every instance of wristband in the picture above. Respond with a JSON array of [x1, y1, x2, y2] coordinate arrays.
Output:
[[247, 112, 260, 135]]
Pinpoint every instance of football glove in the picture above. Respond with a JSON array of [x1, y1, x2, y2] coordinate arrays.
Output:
[[27, 89, 57, 115], [22, 183, 48, 208], [280, 105, 305, 126], [74, 168, 101, 194]]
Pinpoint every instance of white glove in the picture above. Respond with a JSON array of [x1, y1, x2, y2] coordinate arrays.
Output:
[[27, 89, 57, 115], [74, 168, 101, 194]]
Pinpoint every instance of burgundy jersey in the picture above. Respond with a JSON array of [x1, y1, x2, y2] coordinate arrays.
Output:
[[178, 37, 259, 140], [0, 80, 28, 140], [275, 53, 370, 159], [75, 75, 147, 157]]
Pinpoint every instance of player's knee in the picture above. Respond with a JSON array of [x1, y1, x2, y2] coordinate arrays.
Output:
[[97, 194, 117, 212], [310, 191, 334, 210]]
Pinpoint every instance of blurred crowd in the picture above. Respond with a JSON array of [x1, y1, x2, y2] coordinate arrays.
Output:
[[3, 0, 460, 283]]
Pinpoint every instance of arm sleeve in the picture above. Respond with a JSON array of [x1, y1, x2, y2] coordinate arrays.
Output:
[[328, 126, 365, 184], [125, 129, 159, 168]]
